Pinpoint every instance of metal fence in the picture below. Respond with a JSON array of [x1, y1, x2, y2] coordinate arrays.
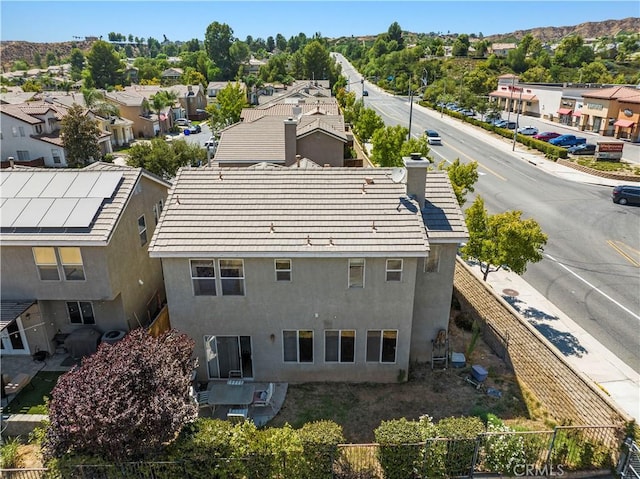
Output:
[[619, 440, 640, 479], [0, 426, 625, 479]]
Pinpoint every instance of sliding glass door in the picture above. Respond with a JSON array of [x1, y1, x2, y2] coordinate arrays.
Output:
[[204, 335, 253, 379]]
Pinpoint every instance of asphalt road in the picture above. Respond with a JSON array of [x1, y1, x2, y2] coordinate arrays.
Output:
[[335, 54, 640, 374]]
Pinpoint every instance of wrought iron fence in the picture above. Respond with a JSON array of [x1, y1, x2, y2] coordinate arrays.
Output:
[[0, 426, 625, 479]]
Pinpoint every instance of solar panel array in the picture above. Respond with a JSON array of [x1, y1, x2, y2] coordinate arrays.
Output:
[[0, 171, 123, 229]]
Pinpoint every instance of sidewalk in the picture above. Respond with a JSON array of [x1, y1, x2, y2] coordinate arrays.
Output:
[[415, 104, 640, 422]]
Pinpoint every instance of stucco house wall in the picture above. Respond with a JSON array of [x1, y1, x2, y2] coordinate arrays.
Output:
[[295, 132, 345, 167]]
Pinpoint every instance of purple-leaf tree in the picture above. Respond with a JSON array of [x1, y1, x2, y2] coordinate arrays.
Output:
[[44, 328, 198, 461]]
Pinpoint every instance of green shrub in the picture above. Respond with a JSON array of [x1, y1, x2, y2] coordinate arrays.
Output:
[[454, 311, 475, 331], [483, 414, 527, 475], [297, 420, 345, 479], [436, 416, 485, 476], [374, 418, 423, 479], [0, 436, 22, 468]]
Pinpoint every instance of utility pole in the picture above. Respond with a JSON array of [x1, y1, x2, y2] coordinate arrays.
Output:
[[507, 76, 515, 124], [408, 83, 414, 141]]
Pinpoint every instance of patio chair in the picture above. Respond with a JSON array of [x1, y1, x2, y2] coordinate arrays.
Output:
[[431, 329, 449, 370], [3, 373, 32, 396], [196, 390, 212, 414], [252, 382, 275, 412]]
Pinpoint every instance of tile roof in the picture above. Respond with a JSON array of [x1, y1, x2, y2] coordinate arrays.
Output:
[[0, 300, 36, 330], [215, 117, 286, 163], [0, 102, 67, 124], [0, 163, 169, 246], [582, 86, 640, 103], [148, 168, 467, 258]]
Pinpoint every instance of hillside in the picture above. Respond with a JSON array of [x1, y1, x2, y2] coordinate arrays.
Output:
[[0, 40, 96, 71]]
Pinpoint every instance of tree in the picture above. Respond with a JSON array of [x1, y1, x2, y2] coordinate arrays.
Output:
[[61, 104, 102, 167], [438, 159, 478, 206], [204, 21, 235, 80], [399, 135, 430, 160], [86, 40, 124, 89], [387, 22, 404, 50], [302, 40, 332, 80], [353, 107, 384, 143], [553, 35, 594, 68], [461, 196, 548, 281], [127, 138, 205, 179], [207, 82, 247, 130], [371, 124, 408, 167], [43, 328, 197, 460]]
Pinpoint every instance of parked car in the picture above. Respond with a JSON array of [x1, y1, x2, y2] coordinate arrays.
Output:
[[548, 134, 586, 147], [175, 118, 190, 127], [362, 90, 369, 96], [611, 185, 640, 205], [567, 143, 597, 155], [204, 137, 217, 148], [459, 109, 475, 117], [187, 124, 201, 134], [425, 129, 442, 145], [493, 120, 517, 129], [517, 126, 539, 135], [532, 131, 561, 142]]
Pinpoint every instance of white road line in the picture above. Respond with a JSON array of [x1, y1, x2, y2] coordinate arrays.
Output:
[[545, 253, 640, 322]]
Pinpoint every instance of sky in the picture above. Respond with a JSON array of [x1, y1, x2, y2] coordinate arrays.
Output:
[[1, 1, 638, 43]]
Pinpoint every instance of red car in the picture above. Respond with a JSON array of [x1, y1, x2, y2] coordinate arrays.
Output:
[[532, 131, 561, 142]]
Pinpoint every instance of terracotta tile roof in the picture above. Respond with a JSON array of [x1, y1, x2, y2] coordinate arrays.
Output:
[[582, 86, 640, 101], [489, 90, 537, 102], [148, 168, 467, 257], [215, 117, 286, 164]]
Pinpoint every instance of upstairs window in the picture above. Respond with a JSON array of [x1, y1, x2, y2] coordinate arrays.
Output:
[[190, 259, 216, 296], [386, 259, 403, 282], [59, 247, 85, 280], [33, 247, 60, 281], [51, 149, 61, 164], [219, 259, 244, 295], [275, 259, 291, 281], [153, 200, 164, 224], [138, 215, 147, 246], [348, 258, 365, 288], [17, 151, 30, 161]]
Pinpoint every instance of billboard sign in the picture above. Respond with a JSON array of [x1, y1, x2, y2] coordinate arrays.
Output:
[[596, 142, 624, 160]]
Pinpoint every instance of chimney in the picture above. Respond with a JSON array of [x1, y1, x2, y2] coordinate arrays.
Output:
[[403, 153, 430, 209], [284, 117, 297, 166]]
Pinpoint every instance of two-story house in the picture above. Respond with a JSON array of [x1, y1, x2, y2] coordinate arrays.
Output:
[[148, 156, 467, 383], [0, 163, 170, 357], [0, 101, 112, 168]]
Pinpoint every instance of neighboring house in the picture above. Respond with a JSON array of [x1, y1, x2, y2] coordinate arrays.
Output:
[[214, 110, 349, 167], [148, 156, 468, 383], [169, 84, 208, 121], [161, 67, 183, 84], [104, 88, 162, 138], [0, 101, 112, 168], [490, 43, 517, 57], [0, 163, 171, 357]]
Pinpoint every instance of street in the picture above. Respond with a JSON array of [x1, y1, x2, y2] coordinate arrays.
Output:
[[335, 54, 640, 374]]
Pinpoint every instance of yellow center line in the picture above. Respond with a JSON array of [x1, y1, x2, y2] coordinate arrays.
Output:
[[607, 240, 640, 267], [444, 142, 507, 181]]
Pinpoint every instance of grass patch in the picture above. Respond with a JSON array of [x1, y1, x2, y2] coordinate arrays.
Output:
[[4, 371, 65, 414], [575, 158, 640, 175]]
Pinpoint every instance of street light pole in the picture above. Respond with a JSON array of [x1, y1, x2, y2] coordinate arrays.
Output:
[[408, 84, 414, 141], [511, 86, 523, 151]]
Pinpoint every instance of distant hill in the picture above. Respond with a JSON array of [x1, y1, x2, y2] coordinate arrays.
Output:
[[482, 17, 640, 43], [1, 40, 97, 71]]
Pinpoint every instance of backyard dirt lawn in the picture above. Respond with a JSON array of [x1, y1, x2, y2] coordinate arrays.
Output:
[[270, 320, 534, 443]]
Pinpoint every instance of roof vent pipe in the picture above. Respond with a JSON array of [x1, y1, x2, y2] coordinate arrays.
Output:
[[8, 156, 15, 168]]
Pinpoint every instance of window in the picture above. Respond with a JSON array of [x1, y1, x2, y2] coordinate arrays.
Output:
[[275, 259, 291, 281], [153, 200, 163, 224], [17, 151, 30, 161], [366, 330, 397, 363], [283, 330, 313, 363], [33, 247, 60, 280], [348, 258, 365, 288], [52, 149, 61, 164], [35, 124, 43, 134], [386, 259, 403, 282], [219, 259, 244, 295], [425, 247, 440, 273], [325, 330, 355, 363], [190, 260, 216, 296], [59, 247, 85, 280], [18, 126, 25, 137], [67, 301, 95, 324], [138, 215, 147, 246]]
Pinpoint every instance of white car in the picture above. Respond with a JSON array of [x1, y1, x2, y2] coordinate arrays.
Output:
[[425, 129, 441, 145], [517, 126, 538, 135]]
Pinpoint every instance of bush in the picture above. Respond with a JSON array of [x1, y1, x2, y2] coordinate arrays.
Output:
[[374, 418, 423, 479], [298, 420, 345, 479], [0, 437, 22, 468], [44, 328, 198, 461], [436, 416, 485, 476], [454, 311, 475, 331], [483, 414, 527, 475]]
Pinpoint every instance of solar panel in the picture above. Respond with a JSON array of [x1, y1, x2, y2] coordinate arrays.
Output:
[[1, 170, 124, 229], [12, 198, 54, 227], [37, 198, 78, 227], [88, 172, 123, 198], [64, 197, 104, 227], [41, 173, 77, 197], [0, 172, 32, 198], [64, 172, 100, 198], [0, 198, 30, 227], [15, 172, 56, 198]]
